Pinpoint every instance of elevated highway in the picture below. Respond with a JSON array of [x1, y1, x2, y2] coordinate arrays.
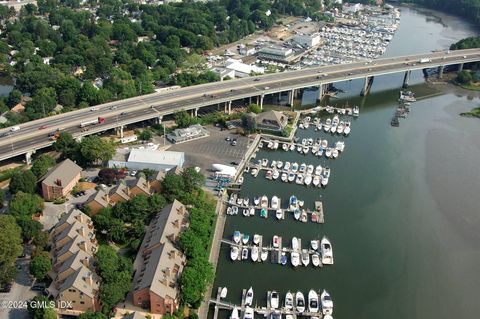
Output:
[[0, 48, 479, 162]]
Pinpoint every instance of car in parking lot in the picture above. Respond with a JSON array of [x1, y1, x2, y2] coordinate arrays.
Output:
[[130, 170, 137, 176], [0, 283, 12, 293], [225, 137, 231, 141], [31, 283, 46, 292], [231, 140, 237, 146]]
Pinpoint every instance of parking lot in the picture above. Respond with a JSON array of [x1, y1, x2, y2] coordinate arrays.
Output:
[[169, 126, 251, 173]]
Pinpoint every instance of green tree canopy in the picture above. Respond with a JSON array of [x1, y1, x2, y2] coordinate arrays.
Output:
[[80, 135, 115, 165], [29, 254, 52, 281], [0, 215, 23, 285], [9, 192, 44, 219], [27, 296, 56, 319], [31, 154, 56, 179], [9, 170, 37, 194]]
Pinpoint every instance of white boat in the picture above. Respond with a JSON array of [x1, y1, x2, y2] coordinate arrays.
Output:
[[293, 208, 301, 220], [244, 198, 249, 206], [289, 195, 298, 210], [291, 252, 300, 267], [276, 209, 283, 220], [298, 200, 304, 207], [353, 105, 360, 116], [261, 195, 269, 208], [237, 176, 244, 184], [321, 176, 329, 187], [273, 141, 279, 149], [285, 291, 294, 310], [251, 246, 259, 262], [289, 144, 295, 151], [273, 235, 280, 248], [262, 158, 268, 167], [301, 138, 307, 145], [271, 196, 279, 210], [292, 237, 299, 250], [299, 163, 306, 173], [295, 291, 306, 313], [330, 125, 337, 133], [284, 162, 291, 170], [321, 139, 328, 148], [303, 146, 309, 153], [335, 141, 345, 152], [281, 172, 288, 182], [276, 161, 283, 169], [230, 306, 240, 319], [221, 287, 228, 299], [323, 124, 331, 132], [291, 162, 299, 172], [325, 148, 332, 158], [231, 246, 239, 260], [232, 206, 239, 215], [336, 124, 344, 134], [297, 146, 303, 153], [288, 172, 296, 182], [242, 234, 250, 245], [323, 167, 331, 178], [313, 175, 320, 187], [241, 248, 248, 260], [307, 165, 314, 174], [237, 197, 243, 205], [282, 143, 289, 151], [270, 290, 279, 309], [300, 210, 307, 223], [253, 234, 260, 245], [227, 207, 232, 215], [312, 253, 321, 267], [266, 170, 273, 180], [320, 290, 333, 315], [245, 287, 254, 306], [243, 306, 254, 319], [295, 174, 304, 185], [242, 209, 249, 217], [271, 160, 277, 168], [272, 170, 280, 180], [304, 174, 312, 186], [299, 123, 304, 129], [311, 240, 319, 250], [308, 289, 319, 313], [321, 236, 334, 265], [253, 197, 260, 205], [325, 118, 332, 125], [260, 249, 268, 261], [332, 149, 339, 159], [332, 115, 339, 125], [249, 207, 255, 216], [301, 249, 310, 266], [344, 124, 351, 136], [233, 231, 241, 243]]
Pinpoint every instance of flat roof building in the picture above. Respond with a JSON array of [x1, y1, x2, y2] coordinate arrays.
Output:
[[257, 46, 295, 63], [166, 124, 209, 144], [293, 33, 321, 47], [109, 149, 185, 171]]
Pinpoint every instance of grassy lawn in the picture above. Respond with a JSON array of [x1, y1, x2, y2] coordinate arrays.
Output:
[[459, 83, 480, 91]]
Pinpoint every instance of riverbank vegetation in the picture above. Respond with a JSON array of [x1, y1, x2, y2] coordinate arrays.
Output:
[[403, 0, 480, 25]]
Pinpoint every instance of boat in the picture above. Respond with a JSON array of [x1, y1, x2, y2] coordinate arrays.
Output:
[[332, 149, 339, 159], [344, 123, 351, 136], [289, 195, 298, 210], [299, 163, 306, 173], [267, 141, 274, 149], [231, 246, 239, 260], [289, 144, 295, 151], [273, 141, 279, 149], [308, 290, 319, 313], [237, 197, 243, 205], [292, 237, 299, 250], [271, 196, 279, 210], [233, 231, 241, 243], [295, 291, 306, 313], [266, 170, 273, 180], [251, 246, 259, 262], [293, 208, 301, 220], [261, 195, 269, 208], [304, 174, 312, 186], [325, 148, 332, 158], [335, 141, 345, 152], [321, 236, 334, 265], [301, 138, 307, 145], [288, 172, 296, 182], [332, 115, 339, 125], [281, 172, 288, 182], [313, 175, 321, 186], [276, 209, 283, 220], [221, 287, 228, 299], [301, 249, 310, 266], [280, 251, 287, 265], [291, 252, 300, 267], [241, 248, 248, 260], [330, 125, 337, 133], [297, 146, 303, 153], [270, 311, 281, 319], [291, 162, 299, 173], [303, 145, 309, 153], [243, 306, 254, 319], [272, 170, 280, 180], [262, 158, 269, 167], [321, 176, 329, 187], [242, 234, 250, 245], [260, 249, 268, 261], [242, 209, 249, 217], [337, 123, 344, 134], [321, 139, 328, 149], [312, 253, 321, 267], [232, 206, 239, 215], [245, 287, 254, 306], [298, 200, 304, 207], [249, 207, 255, 216], [323, 167, 331, 178], [353, 105, 360, 116], [300, 210, 308, 223], [323, 123, 331, 132], [231, 306, 240, 319], [237, 176, 244, 184], [253, 234, 260, 245], [227, 207, 232, 215], [311, 212, 318, 223], [284, 162, 291, 170], [311, 240, 319, 250], [285, 291, 294, 310], [253, 197, 260, 206], [273, 235, 280, 248], [260, 208, 268, 218], [307, 165, 314, 174], [270, 290, 279, 309], [320, 290, 333, 315], [276, 161, 283, 169], [244, 198, 249, 206], [282, 143, 289, 151], [295, 174, 304, 185]]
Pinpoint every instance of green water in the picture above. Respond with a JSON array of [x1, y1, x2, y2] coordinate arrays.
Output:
[[210, 7, 480, 319]]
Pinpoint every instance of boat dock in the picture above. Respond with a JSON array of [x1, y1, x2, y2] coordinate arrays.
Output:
[[222, 237, 318, 256]]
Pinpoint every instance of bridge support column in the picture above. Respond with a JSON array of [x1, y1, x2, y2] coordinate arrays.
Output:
[[249, 97, 252, 105], [25, 151, 33, 165], [438, 65, 445, 79], [278, 92, 282, 102], [361, 76, 374, 96], [288, 89, 295, 107], [317, 84, 324, 101], [259, 95, 264, 110], [158, 115, 163, 124], [115, 125, 124, 138], [228, 101, 232, 114], [458, 63, 464, 72], [402, 71, 411, 88]]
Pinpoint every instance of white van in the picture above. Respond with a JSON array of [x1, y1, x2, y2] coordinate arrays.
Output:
[[10, 125, 20, 132]]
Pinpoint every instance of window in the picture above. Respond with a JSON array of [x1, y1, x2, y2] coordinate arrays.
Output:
[[80, 301, 85, 304]]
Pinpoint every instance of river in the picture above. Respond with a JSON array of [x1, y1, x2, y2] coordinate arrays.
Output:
[[211, 6, 480, 319]]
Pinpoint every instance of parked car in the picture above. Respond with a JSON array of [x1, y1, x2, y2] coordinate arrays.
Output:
[[31, 283, 46, 291], [225, 137, 231, 141], [0, 283, 12, 293], [231, 140, 237, 146]]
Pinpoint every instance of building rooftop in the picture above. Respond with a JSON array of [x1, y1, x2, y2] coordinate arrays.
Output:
[[225, 58, 264, 75], [41, 159, 82, 188], [57, 265, 100, 299], [110, 182, 130, 201], [127, 149, 185, 166]]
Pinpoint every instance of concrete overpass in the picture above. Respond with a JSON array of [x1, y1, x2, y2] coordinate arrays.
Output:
[[0, 48, 479, 163]]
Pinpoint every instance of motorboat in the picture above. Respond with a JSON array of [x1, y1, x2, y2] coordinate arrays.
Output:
[[242, 234, 250, 245], [295, 291, 305, 313], [243, 306, 254, 319], [321, 236, 334, 265], [292, 237, 299, 250], [227, 207, 233, 215], [272, 170, 280, 180], [275, 209, 283, 220], [289, 195, 298, 210], [303, 145, 309, 153], [249, 207, 255, 216], [231, 246, 239, 260], [260, 208, 268, 218], [301, 249, 310, 266], [325, 148, 332, 158], [291, 162, 299, 172], [269, 311, 281, 319], [288, 172, 296, 182], [321, 176, 329, 187], [237, 176, 244, 184], [297, 146, 303, 153], [273, 235, 280, 248], [313, 175, 321, 187], [245, 287, 254, 306], [241, 248, 248, 260], [270, 290, 279, 309], [321, 139, 328, 149], [307, 165, 314, 174], [314, 166, 322, 177], [323, 123, 331, 132], [230, 306, 239, 319], [353, 105, 360, 116], [280, 251, 287, 265], [281, 172, 288, 182], [295, 174, 304, 185], [299, 163, 306, 173], [253, 197, 260, 206], [330, 125, 337, 133], [344, 123, 351, 136], [271, 196, 279, 210], [276, 161, 283, 169], [253, 234, 260, 245], [261, 195, 269, 208], [289, 144, 295, 151], [304, 174, 312, 186], [232, 206, 238, 215], [221, 287, 228, 299], [242, 209, 249, 217], [332, 149, 339, 159], [271, 160, 277, 168], [308, 289, 319, 313], [320, 290, 333, 315], [323, 167, 331, 178], [251, 246, 259, 262], [298, 200, 304, 207], [261, 158, 269, 167], [237, 197, 243, 206], [244, 198, 249, 206], [311, 240, 319, 250], [337, 123, 344, 134], [282, 143, 289, 151], [312, 253, 321, 267], [285, 291, 294, 310], [291, 252, 300, 267], [300, 210, 308, 223], [335, 141, 345, 152], [311, 213, 318, 223], [260, 249, 268, 261], [266, 170, 273, 180], [233, 231, 241, 244], [325, 118, 332, 126], [301, 138, 307, 145], [293, 208, 301, 220], [332, 115, 339, 125], [284, 161, 291, 170]]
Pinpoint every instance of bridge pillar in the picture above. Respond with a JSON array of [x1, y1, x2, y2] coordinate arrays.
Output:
[[317, 84, 324, 101], [360, 76, 374, 96], [259, 95, 264, 110], [25, 151, 33, 165], [249, 97, 252, 105], [278, 92, 282, 102], [158, 115, 163, 124], [228, 101, 232, 114], [438, 65, 445, 79], [288, 89, 295, 107], [458, 63, 464, 72], [402, 71, 411, 88]]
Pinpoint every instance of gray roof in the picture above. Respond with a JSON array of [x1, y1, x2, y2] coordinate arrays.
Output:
[[56, 250, 94, 279], [110, 183, 130, 201], [87, 190, 109, 208], [256, 111, 288, 126], [55, 234, 97, 261], [41, 159, 82, 187], [132, 176, 151, 195], [56, 209, 92, 230], [57, 265, 99, 299]]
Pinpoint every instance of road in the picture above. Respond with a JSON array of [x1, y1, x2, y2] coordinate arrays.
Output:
[[0, 48, 479, 162]]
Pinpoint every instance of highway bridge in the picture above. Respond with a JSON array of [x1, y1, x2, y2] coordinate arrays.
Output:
[[0, 48, 479, 163]]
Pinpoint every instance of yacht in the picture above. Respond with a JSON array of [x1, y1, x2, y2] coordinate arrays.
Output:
[[284, 161, 291, 170], [295, 174, 304, 185], [241, 248, 248, 260], [285, 291, 294, 310], [293, 208, 301, 220], [277, 161, 283, 169], [245, 287, 254, 306], [242, 234, 250, 245], [289, 195, 298, 210], [291, 252, 300, 267], [288, 172, 296, 182], [233, 231, 241, 244], [270, 290, 279, 309], [231, 246, 239, 260], [266, 170, 273, 180], [282, 143, 289, 151], [253, 234, 260, 245], [311, 240, 319, 250], [260, 249, 268, 262], [301, 249, 310, 266], [312, 253, 321, 267], [272, 170, 280, 180], [308, 289, 319, 313], [276, 209, 283, 220], [332, 149, 339, 159], [295, 291, 306, 313], [261, 195, 269, 208], [321, 139, 328, 149], [253, 197, 260, 206], [271, 196, 280, 210], [251, 246, 259, 262], [321, 236, 334, 265], [243, 306, 254, 319], [320, 290, 333, 315], [335, 141, 345, 152], [299, 163, 307, 173], [323, 167, 331, 178], [230, 306, 240, 319]]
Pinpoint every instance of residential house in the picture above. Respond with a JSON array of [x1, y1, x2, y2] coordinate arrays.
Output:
[[41, 159, 82, 201], [131, 200, 188, 314], [149, 166, 182, 193], [129, 177, 151, 197], [85, 190, 110, 215], [109, 183, 131, 204]]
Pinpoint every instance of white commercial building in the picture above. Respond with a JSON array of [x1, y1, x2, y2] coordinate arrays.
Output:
[[109, 149, 185, 171], [225, 58, 264, 77], [293, 33, 321, 47]]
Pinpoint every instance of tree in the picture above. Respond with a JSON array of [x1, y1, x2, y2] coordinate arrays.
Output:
[[247, 103, 261, 114], [29, 254, 52, 281], [98, 168, 116, 184], [17, 219, 43, 242], [0, 215, 22, 285], [80, 135, 115, 165], [180, 256, 214, 307], [182, 167, 205, 193], [53, 131, 79, 160], [9, 192, 44, 220], [161, 173, 186, 202], [25, 87, 57, 119], [9, 170, 37, 194], [79, 312, 108, 319], [241, 113, 257, 133], [139, 128, 153, 141], [0, 188, 4, 209], [27, 296, 56, 319], [6, 89, 22, 108], [31, 154, 56, 179], [457, 70, 473, 84], [175, 110, 198, 128]]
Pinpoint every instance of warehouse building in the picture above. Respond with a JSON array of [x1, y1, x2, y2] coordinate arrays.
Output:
[[109, 149, 185, 171]]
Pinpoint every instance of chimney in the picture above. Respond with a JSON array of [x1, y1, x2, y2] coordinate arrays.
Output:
[[85, 272, 93, 286], [165, 268, 171, 277], [56, 178, 62, 186], [78, 227, 87, 237]]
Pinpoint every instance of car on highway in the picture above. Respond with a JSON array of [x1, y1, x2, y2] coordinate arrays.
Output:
[[90, 107, 97, 111], [10, 125, 20, 132], [121, 112, 128, 115], [254, 78, 260, 81], [110, 106, 117, 110], [38, 125, 48, 130], [264, 86, 270, 90]]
